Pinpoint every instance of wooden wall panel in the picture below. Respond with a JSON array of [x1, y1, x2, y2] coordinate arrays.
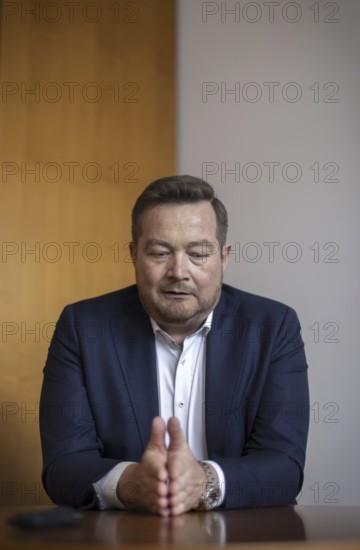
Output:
[[0, 0, 175, 505]]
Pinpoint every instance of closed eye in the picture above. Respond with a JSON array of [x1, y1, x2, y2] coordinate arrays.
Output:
[[150, 252, 170, 258], [189, 253, 211, 262], [190, 253, 209, 259]]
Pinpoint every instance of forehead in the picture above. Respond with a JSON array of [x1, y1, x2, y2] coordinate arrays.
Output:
[[139, 201, 217, 240]]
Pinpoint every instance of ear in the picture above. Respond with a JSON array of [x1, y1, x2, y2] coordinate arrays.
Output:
[[129, 242, 137, 264], [221, 243, 232, 270]]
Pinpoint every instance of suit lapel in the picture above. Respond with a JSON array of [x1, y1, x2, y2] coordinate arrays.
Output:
[[205, 287, 248, 457], [110, 288, 159, 450]]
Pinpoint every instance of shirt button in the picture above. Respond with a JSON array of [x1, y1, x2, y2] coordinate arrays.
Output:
[[179, 401, 184, 408], [181, 359, 186, 364]]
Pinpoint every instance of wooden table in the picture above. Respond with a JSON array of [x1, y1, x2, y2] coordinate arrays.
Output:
[[1, 505, 360, 549]]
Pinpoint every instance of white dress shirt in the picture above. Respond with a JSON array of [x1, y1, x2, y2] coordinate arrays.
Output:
[[94, 312, 225, 509]]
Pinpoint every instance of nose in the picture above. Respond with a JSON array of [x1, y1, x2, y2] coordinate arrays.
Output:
[[166, 253, 190, 280]]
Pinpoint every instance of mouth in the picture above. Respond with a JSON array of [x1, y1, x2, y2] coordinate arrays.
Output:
[[162, 290, 192, 298]]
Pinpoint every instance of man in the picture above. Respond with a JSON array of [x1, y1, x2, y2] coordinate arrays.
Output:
[[40, 175, 309, 515]]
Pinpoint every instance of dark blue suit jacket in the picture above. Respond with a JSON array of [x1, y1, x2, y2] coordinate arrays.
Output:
[[40, 284, 309, 509]]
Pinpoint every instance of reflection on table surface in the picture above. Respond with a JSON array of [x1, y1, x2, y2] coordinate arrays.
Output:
[[93, 505, 305, 545], [2, 505, 360, 549]]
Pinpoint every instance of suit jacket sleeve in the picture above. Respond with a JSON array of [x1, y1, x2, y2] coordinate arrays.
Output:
[[40, 304, 122, 509], [40, 287, 159, 510], [207, 299, 309, 509]]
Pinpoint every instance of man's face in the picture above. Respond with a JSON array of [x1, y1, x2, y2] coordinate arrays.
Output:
[[131, 201, 230, 339]]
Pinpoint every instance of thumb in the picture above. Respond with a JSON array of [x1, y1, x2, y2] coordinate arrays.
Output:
[[147, 416, 167, 453], [167, 416, 186, 452]]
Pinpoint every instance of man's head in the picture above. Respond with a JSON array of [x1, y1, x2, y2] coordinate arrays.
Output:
[[130, 175, 231, 342], [131, 175, 228, 251]]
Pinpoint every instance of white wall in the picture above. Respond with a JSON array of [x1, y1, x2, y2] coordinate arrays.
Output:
[[177, 0, 360, 505]]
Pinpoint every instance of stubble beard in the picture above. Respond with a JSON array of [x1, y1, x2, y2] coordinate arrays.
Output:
[[138, 278, 223, 328]]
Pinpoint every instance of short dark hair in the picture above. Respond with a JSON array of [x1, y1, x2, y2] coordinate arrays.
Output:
[[131, 175, 228, 248]]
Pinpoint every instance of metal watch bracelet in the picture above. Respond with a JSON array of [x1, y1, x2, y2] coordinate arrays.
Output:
[[196, 461, 220, 511]]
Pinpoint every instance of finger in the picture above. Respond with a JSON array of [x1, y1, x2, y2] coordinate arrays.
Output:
[[167, 459, 206, 513], [167, 482, 199, 515], [169, 501, 186, 516], [144, 481, 169, 509], [147, 416, 167, 453], [167, 416, 186, 452]]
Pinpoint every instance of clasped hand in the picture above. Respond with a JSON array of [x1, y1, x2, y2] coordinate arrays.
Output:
[[117, 416, 207, 516]]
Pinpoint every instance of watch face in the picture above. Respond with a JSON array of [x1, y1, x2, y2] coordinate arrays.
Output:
[[203, 483, 220, 510]]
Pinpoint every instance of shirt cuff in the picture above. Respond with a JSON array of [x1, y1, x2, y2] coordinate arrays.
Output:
[[204, 460, 226, 508], [93, 462, 136, 510]]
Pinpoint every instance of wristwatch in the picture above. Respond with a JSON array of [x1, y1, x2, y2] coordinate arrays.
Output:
[[196, 461, 220, 511]]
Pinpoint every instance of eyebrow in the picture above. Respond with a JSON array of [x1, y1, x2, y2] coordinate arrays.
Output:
[[187, 240, 218, 248], [187, 241, 219, 254], [144, 239, 218, 250], [144, 239, 171, 249]]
